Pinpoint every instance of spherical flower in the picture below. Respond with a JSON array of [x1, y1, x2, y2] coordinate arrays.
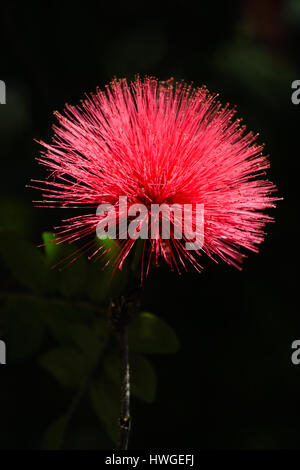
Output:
[[32, 77, 277, 278]]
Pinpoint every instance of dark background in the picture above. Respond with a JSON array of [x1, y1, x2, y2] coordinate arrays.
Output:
[[0, 0, 299, 449]]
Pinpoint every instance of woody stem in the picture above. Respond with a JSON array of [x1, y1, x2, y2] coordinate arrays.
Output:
[[118, 322, 131, 450]]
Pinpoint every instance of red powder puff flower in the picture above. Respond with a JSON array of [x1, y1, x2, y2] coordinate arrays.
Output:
[[32, 77, 277, 278]]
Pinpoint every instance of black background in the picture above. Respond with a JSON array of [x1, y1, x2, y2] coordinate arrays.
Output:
[[0, 0, 299, 450]]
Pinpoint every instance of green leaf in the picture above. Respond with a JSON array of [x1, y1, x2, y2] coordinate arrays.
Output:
[[40, 300, 109, 353], [131, 354, 157, 403], [86, 264, 113, 304], [96, 236, 122, 260], [68, 323, 108, 362], [93, 317, 110, 344], [41, 232, 89, 298], [39, 347, 88, 388], [42, 232, 62, 266], [42, 232, 87, 295], [87, 261, 127, 304], [59, 252, 88, 298], [41, 232, 61, 293], [41, 415, 69, 450], [46, 298, 96, 324], [41, 302, 72, 344], [0, 232, 47, 292], [129, 312, 180, 354], [4, 297, 46, 361], [103, 352, 157, 403], [90, 376, 120, 444], [87, 236, 128, 304]]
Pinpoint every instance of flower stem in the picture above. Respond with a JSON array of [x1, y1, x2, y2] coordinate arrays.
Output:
[[119, 322, 131, 450], [110, 282, 142, 450]]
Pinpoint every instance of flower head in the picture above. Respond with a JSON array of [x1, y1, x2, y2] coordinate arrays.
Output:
[[33, 77, 277, 278]]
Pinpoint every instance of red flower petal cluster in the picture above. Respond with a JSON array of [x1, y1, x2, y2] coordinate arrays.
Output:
[[33, 77, 277, 276]]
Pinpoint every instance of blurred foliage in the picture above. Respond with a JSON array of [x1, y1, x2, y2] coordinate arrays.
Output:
[[213, 38, 295, 106], [0, 230, 179, 449]]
